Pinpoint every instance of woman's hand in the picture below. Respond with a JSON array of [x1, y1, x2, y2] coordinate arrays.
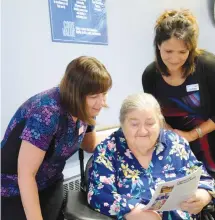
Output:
[[173, 129, 197, 142], [180, 189, 212, 215]]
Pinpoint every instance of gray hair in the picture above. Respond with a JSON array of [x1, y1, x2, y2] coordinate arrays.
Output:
[[119, 92, 164, 127]]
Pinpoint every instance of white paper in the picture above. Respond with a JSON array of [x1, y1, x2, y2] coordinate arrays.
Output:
[[142, 166, 202, 211]]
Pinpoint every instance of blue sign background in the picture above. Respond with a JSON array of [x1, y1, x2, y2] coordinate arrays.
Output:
[[48, 0, 108, 45]]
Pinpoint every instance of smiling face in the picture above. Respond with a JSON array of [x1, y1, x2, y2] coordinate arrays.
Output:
[[158, 37, 190, 74], [86, 92, 107, 118], [122, 108, 160, 157]]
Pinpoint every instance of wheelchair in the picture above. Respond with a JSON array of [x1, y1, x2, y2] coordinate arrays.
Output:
[[63, 149, 215, 220], [63, 148, 113, 220]]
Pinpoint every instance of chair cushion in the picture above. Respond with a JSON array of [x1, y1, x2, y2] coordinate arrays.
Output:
[[64, 190, 113, 220]]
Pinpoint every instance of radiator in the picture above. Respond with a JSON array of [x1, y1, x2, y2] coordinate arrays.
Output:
[[63, 174, 81, 202]]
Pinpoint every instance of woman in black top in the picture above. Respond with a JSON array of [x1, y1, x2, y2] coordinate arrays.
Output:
[[142, 9, 215, 175]]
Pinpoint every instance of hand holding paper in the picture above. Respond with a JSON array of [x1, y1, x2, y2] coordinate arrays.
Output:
[[141, 166, 203, 211], [180, 189, 212, 215]]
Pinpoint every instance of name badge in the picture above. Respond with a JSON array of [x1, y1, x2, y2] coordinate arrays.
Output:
[[79, 126, 84, 135], [186, 84, 199, 92]]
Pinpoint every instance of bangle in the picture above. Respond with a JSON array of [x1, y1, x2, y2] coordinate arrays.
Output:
[[195, 127, 203, 138]]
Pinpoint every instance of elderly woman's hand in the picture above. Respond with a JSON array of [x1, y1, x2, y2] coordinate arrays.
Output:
[[180, 189, 212, 215]]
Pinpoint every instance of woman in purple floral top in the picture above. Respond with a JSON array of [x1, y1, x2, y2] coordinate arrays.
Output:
[[1, 56, 112, 220], [88, 93, 215, 220]]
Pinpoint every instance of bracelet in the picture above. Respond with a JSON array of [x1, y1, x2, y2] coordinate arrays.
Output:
[[195, 127, 203, 138]]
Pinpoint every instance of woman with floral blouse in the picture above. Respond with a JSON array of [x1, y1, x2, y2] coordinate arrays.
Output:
[[88, 93, 215, 220], [1, 56, 112, 220]]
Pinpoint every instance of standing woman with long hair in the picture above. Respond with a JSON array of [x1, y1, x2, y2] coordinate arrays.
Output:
[[142, 9, 215, 176]]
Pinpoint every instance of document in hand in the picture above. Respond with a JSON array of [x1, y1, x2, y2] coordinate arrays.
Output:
[[142, 166, 202, 211]]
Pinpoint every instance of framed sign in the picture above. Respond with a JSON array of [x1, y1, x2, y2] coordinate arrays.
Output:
[[214, 0, 215, 21], [48, 0, 108, 45], [207, 0, 215, 26]]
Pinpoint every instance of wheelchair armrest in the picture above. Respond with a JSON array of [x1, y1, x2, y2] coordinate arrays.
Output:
[[64, 190, 114, 220]]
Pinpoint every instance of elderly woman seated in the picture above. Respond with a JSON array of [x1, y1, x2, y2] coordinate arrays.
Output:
[[87, 93, 215, 220]]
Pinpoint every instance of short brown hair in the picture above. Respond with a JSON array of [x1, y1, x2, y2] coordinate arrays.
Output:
[[59, 56, 112, 125], [154, 9, 201, 77]]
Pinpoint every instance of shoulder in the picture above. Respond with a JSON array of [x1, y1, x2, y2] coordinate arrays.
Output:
[[143, 62, 157, 76], [157, 130, 192, 163], [96, 129, 119, 153], [196, 51, 215, 71], [92, 130, 120, 172], [96, 128, 127, 155], [34, 87, 60, 107], [23, 87, 61, 117], [142, 62, 158, 90], [159, 129, 189, 148], [19, 88, 62, 136]]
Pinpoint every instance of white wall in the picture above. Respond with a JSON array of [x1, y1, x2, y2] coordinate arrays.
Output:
[[1, 0, 215, 138], [1, 0, 215, 173]]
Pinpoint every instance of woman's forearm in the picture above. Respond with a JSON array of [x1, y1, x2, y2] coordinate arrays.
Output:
[[190, 119, 215, 141], [198, 119, 215, 136], [18, 175, 43, 220]]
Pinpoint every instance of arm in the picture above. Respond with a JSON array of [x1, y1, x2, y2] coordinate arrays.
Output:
[[178, 134, 215, 197], [81, 131, 96, 153], [87, 136, 144, 219], [81, 126, 119, 153], [174, 53, 215, 142], [18, 141, 45, 220], [169, 133, 215, 213], [180, 189, 212, 215], [81, 124, 97, 153], [18, 106, 59, 220], [95, 126, 119, 146], [182, 138, 215, 214], [174, 118, 215, 142]]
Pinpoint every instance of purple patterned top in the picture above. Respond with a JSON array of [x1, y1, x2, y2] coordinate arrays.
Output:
[[1, 87, 92, 197]]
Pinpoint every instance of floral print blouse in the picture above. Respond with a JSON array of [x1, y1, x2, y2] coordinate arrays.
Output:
[[88, 128, 215, 220], [1, 87, 93, 197]]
